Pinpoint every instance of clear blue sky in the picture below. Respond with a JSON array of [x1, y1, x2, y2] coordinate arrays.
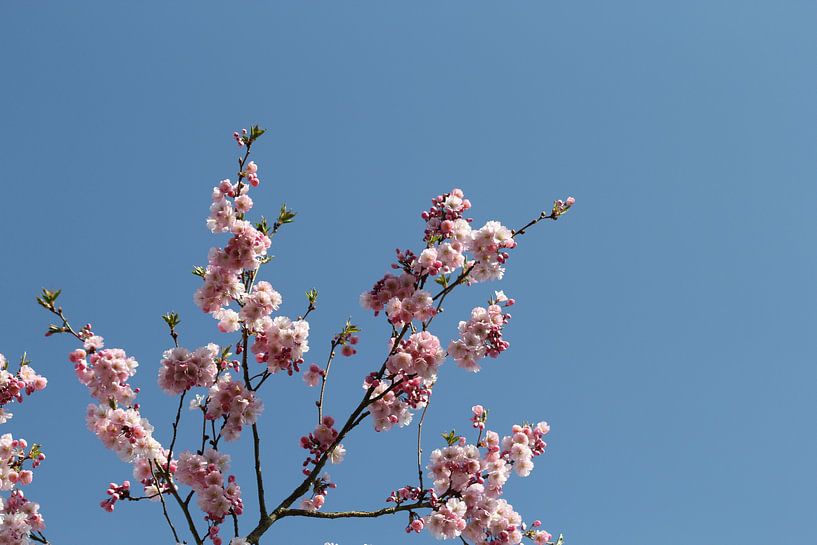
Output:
[[1, 2, 815, 544]]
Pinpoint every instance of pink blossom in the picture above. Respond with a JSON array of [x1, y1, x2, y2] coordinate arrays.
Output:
[[303, 364, 323, 387], [73, 348, 138, 406], [157, 344, 219, 395], [425, 497, 467, 540], [448, 304, 511, 372], [300, 416, 345, 471], [0, 490, 45, 543], [251, 316, 310, 374], [360, 272, 417, 316], [86, 404, 164, 462], [205, 374, 263, 441], [234, 194, 253, 214], [194, 264, 245, 314], [386, 331, 445, 382], [214, 308, 241, 333], [239, 281, 282, 331], [176, 450, 242, 523]]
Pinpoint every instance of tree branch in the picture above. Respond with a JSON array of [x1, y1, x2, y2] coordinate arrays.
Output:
[[280, 500, 431, 520]]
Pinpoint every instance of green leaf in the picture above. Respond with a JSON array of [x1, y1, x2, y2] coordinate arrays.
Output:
[[343, 319, 361, 335], [162, 312, 180, 328], [250, 124, 266, 141], [36, 288, 61, 311], [256, 217, 270, 235], [192, 266, 206, 278], [278, 204, 297, 225], [435, 274, 450, 288], [441, 430, 460, 446]]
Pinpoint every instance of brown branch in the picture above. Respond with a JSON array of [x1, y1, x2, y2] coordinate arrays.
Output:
[[167, 390, 186, 462], [240, 327, 268, 523], [416, 395, 432, 489], [30, 532, 49, 544], [149, 461, 181, 544], [317, 338, 340, 424], [511, 210, 557, 238], [281, 500, 431, 520]]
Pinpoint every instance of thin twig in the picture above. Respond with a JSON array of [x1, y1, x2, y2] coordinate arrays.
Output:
[[240, 327, 268, 522], [167, 390, 187, 462], [317, 339, 340, 424], [150, 461, 181, 544], [416, 396, 432, 489]]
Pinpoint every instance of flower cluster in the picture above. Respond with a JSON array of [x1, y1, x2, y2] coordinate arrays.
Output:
[[131, 451, 177, 500], [299, 416, 345, 476], [205, 374, 263, 441], [54, 325, 177, 514], [99, 480, 131, 512], [251, 316, 310, 374], [176, 449, 243, 527], [195, 173, 271, 322], [239, 281, 282, 332], [0, 356, 47, 425], [384, 289, 435, 327], [195, 265, 246, 315], [210, 220, 271, 273], [367, 381, 415, 432], [421, 413, 552, 543], [364, 331, 445, 432], [465, 220, 516, 283], [421, 188, 473, 243], [0, 490, 45, 545], [386, 331, 446, 382], [426, 497, 468, 539], [69, 344, 138, 406], [299, 474, 337, 512], [501, 422, 550, 477], [359, 272, 418, 317], [157, 344, 219, 395], [0, 353, 47, 545], [0, 435, 40, 491], [86, 404, 163, 463], [448, 303, 512, 372]]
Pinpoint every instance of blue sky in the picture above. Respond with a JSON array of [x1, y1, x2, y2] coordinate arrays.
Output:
[[1, 1, 816, 544]]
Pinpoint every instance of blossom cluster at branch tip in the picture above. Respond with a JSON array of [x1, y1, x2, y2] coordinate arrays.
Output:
[[420, 411, 552, 543], [86, 404, 163, 463], [0, 355, 47, 425], [99, 481, 131, 512], [69, 340, 139, 406], [551, 196, 575, 219]]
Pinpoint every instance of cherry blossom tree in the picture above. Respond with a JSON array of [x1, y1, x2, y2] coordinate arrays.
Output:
[[7, 126, 575, 545]]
